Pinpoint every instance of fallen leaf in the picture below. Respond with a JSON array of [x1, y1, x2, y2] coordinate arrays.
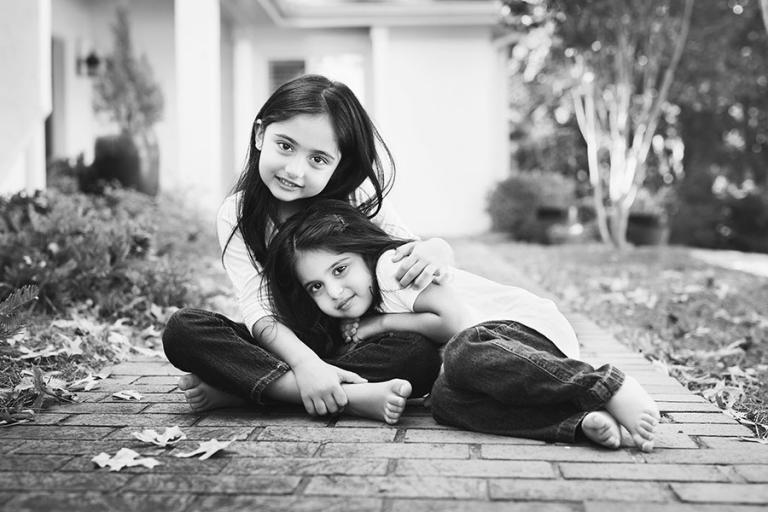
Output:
[[92, 448, 161, 471], [112, 390, 143, 401], [68, 371, 110, 392], [15, 345, 68, 360], [174, 438, 235, 460], [130, 345, 165, 358], [133, 426, 186, 447]]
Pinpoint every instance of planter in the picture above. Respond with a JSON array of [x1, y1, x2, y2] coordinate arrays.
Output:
[[626, 212, 670, 246], [535, 206, 572, 244], [87, 131, 159, 195]]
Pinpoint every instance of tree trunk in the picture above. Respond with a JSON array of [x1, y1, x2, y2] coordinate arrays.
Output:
[[761, 0, 768, 36], [132, 129, 160, 196]]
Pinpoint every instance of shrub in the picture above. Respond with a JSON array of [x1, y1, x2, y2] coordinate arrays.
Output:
[[668, 171, 728, 249], [487, 171, 577, 240], [725, 190, 768, 253], [0, 187, 211, 322]]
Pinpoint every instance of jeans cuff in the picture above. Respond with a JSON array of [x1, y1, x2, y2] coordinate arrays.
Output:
[[581, 365, 626, 410], [555, 411, 589, 443], [249, 362, 291, 405]]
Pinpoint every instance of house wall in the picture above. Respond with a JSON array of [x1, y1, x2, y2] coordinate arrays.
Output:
[[49, 0, 177, 180], [0, 0, 51, 195], [236, 15, 506, 236], [49, 0, 96, 162], [49, 0, 230, 213], [372, 25, 508, 236]]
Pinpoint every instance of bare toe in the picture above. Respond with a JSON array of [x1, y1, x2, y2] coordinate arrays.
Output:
[[178, 374, 201, 390], [581, 411, 621, 449]]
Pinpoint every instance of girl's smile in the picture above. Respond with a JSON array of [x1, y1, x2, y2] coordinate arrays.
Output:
[[256, 114, 341, 204], [294, 249, 375, 319]]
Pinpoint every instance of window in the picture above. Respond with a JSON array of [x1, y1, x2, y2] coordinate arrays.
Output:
[[269, 60, 306, 91]]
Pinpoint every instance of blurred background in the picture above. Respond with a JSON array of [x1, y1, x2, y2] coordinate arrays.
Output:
[[1, 0, 767, 249], [2, 0, 768, 434]]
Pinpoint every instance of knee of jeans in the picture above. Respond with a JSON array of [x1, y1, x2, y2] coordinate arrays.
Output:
[[428, 375, 451, 417], [162, 308, 202, 361], [442, 335, 471, 371]]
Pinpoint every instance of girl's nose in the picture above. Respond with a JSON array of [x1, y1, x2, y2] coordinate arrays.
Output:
[[285, 157, 305, 179], [326, 282, 344, 299]]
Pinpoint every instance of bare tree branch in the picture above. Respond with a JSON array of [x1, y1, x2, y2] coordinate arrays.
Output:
[[761, 0, 768, 35]]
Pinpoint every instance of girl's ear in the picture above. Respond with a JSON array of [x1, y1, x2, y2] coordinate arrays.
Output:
[[254, 120, 264, 151]]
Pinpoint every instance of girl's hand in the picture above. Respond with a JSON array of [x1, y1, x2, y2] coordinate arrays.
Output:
[[392, 239, 454, 289], [341, 318, 360, 343], [292, 359, 367, 416], [341, 316, 388, 343]]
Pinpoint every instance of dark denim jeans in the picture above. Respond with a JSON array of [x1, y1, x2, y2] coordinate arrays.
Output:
[[430, 320, 625, 443], [162, 308, 442, 405]]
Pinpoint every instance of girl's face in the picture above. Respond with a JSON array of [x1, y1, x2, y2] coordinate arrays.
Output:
[[256, 114, 341, 204], [294, 248, 374, 319]]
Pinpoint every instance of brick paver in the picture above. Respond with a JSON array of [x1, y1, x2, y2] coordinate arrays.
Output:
[[2, 239, 767, 511]]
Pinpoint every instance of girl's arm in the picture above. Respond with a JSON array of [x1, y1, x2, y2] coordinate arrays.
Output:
[[218, 197, 365, 415], [252, 317, 367, 415], [351, 282, 469, 345]]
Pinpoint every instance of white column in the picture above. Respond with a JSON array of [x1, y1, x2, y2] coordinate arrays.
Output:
[[174, 0, 222, 210], [0, 0, 50, 195], [369, 26, 391, 132], [232, 34, 255, 182]]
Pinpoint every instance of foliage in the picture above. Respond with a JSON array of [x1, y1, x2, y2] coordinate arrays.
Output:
[[0, 286, 38, 342], [93, 6, 163, 136], [507, 71, 589, 191], [487, 171, 577, 240], [0, 188, 196, 318], [471, 239, 768, 439], [500, 0, 694, 248], [0, 186, 220, 424], [672, 0, 768, 189]]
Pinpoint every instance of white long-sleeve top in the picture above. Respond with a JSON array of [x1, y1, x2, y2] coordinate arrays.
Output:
[[217, 191, 415, 337]]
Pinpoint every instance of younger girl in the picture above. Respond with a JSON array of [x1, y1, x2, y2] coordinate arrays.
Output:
[[265, 200, 661, 451], [163, 75, 447, 419]]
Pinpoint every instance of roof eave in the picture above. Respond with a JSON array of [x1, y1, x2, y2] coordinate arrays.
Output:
[[257, 0, 500, 28]]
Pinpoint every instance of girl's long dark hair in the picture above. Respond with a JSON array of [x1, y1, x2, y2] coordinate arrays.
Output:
[[224, 74, 395, 266], [264, 200, 412, 356]]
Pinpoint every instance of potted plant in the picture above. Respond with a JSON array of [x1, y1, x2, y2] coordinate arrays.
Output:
[[487, 171, 577, 243], [91, 7, 163, 195], [626, 187, 671, 246]]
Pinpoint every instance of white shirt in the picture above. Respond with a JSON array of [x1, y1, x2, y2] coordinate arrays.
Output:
[[375, 249, 580, 359], [217, 190, 415, 336]]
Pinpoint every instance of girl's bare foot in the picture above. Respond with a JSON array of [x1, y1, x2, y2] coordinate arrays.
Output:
[[581, 410, 621, 449], [344, 379, 412, 425], [605, 375, 660, 452], [177, 374, 247, 412]]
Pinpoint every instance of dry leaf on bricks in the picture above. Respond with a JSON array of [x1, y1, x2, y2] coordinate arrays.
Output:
[[174, 438, 236, 460], [112, 390, 143, 400], [68, 371, 110, 392], [133, 426, 186, 447], [92, 448, 161, 471]]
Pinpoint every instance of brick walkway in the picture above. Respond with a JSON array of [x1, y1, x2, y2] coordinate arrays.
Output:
[[2, 240, 768, 511]]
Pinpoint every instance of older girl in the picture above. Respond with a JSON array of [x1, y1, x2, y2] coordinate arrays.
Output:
[[162, 75, 447, 419]]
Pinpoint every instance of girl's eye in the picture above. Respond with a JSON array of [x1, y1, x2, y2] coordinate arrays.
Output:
[[307, 283, 322, 294], [332, 265, 347, 276], [311, 155, 328, 165], [277, 141, 292, 152]]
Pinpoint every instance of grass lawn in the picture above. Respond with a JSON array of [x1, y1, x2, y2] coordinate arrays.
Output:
[[456, 235, 768, 439]]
